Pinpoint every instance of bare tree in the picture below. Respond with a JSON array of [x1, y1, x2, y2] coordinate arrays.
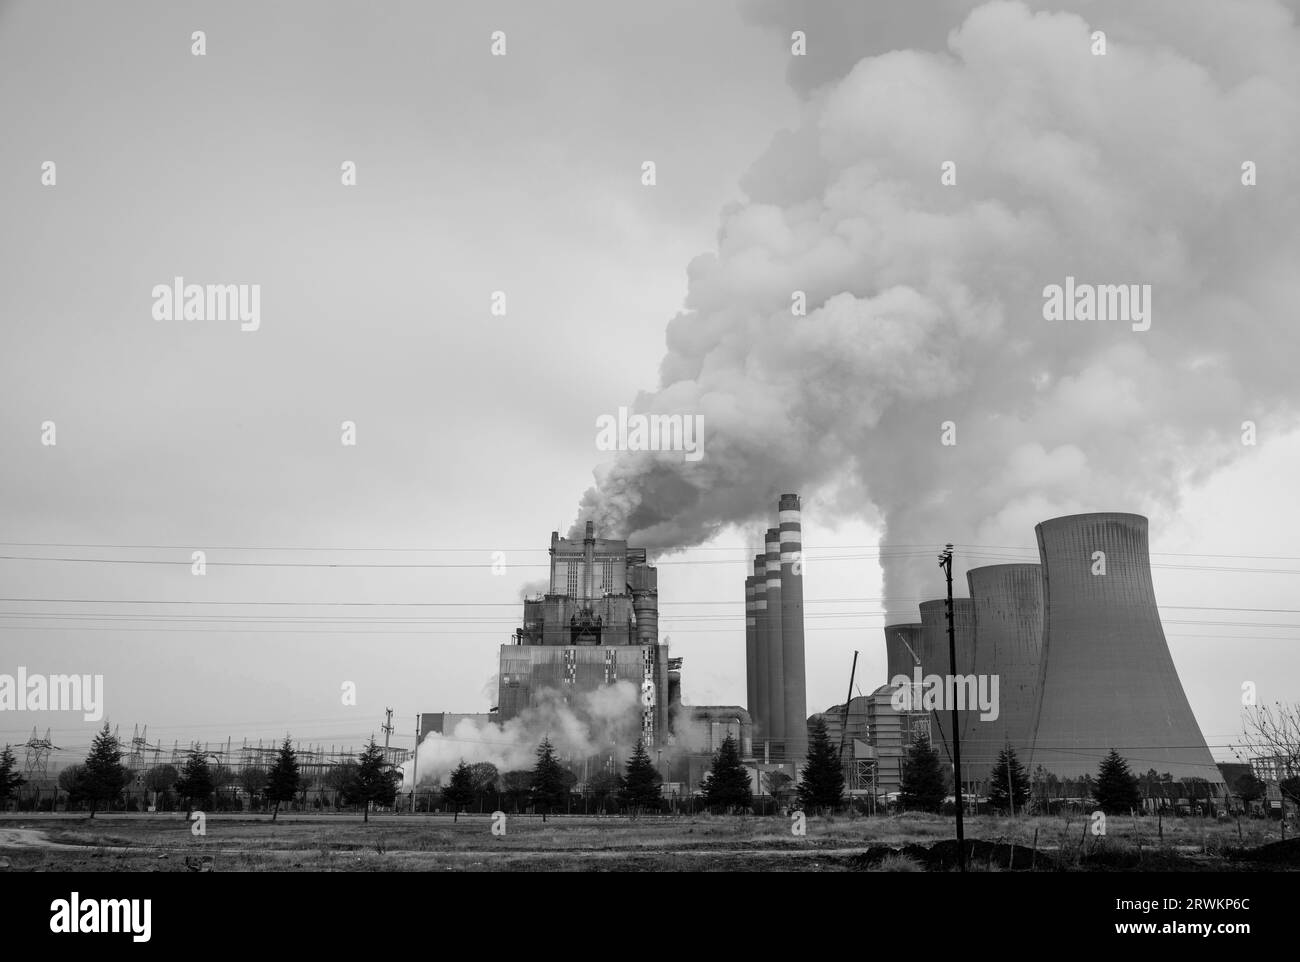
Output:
[[1236, 701, 1300, 805]]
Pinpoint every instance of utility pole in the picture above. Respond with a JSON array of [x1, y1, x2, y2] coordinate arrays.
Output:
[[939, 543, 966, 873]]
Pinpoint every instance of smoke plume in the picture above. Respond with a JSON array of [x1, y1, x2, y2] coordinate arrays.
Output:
[[574, 0, 1300, 619], [402, 680, 643, 787]]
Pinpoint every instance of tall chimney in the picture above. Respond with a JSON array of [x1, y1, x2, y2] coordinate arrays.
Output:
[[583, 519, 595, 599], [631, 562, 658, 645], [778, 494, 808, 762], [764, 528, 786, 748], [752, 554, 771, 742], [745, 575, 758, 741]]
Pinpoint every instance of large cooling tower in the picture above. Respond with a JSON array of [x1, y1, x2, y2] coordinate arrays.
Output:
[[918, 598, 975, 766], [1028, 513, 1223, 786], [778, 495, 808, 761], [964, 565, 1044, 784], [764, 529, 786, 746], [884, 623, 923, 684]]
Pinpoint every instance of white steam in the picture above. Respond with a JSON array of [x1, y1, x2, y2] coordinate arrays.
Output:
[[574, 0, 1300, 619], [401, 680, 643, 787]]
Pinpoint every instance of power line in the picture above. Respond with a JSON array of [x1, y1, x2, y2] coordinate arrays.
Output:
[[5, 539, 1300, 562]]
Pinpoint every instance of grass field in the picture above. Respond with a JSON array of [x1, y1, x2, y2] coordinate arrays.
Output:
[[1, 811, 1296, 872]]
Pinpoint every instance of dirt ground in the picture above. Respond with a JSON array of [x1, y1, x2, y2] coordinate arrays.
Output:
[[0, 812, 1295, 872]]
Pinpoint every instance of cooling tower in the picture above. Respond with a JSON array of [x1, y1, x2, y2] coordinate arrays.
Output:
[[884, 623, 923, 684], [1028, 513, 1223, 786], [964, 565, 1044, 785], [778, 495, 808, 761], [764, 529, 786, 746], [918, 598, 975, 766], [753, 554, 773, 742], [745, 575, 758, 739]]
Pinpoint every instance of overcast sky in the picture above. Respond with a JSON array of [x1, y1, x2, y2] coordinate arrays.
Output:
[[2, 0, 1298, 768]]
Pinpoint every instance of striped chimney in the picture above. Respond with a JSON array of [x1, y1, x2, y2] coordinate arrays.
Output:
[[764, 528, 786, 746], [744, 575, 758, 741], [752, 554, 770, 742], [778, 494, 808, 762]]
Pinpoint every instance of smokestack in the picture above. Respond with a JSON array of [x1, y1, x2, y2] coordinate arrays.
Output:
[[965, 564, 1043, 788], [918, 597, 975, 769], [631, 563, 658, 645], [745, 575, 758, 741], [884, 623, 923, 684], [764, 528, 786, 749], [583, 519, 595, 599], [778, 494, 807, 762], [1028, 513, 1223, 786], [752, 554, 769, 742]]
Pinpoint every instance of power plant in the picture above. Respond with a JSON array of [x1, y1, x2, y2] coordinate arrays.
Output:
[[457, 502, 1225, 803]]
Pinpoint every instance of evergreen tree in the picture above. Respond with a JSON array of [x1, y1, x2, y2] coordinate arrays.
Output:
[[618, 739, 661, 812], [81, 722, 130, 817], [986, 745, 1031, 814], [797, 716, 844, 811], [1093, 749, 1142, 814], [530, 736, 568, 820], [0, 745, 26, 805], [265, 735, 301, 822], [443, 760, 475, 821], [345, 737, 400, 823], [899, 734, 946, 813], [174, 745, 214, 816], [701, 734, 753, 812]]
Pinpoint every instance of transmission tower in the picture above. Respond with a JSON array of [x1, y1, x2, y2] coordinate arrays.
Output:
[[22, 727, 58, 781]]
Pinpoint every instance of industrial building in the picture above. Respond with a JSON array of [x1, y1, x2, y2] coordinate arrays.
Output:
[[744, 494, 809, 763], [498, 520, 669, 747]]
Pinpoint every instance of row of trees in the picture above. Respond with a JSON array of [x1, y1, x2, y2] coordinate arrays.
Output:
[[7, 724, 402, 821], [441, 738, 668, 819], [897, 735, 1188, 815]]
